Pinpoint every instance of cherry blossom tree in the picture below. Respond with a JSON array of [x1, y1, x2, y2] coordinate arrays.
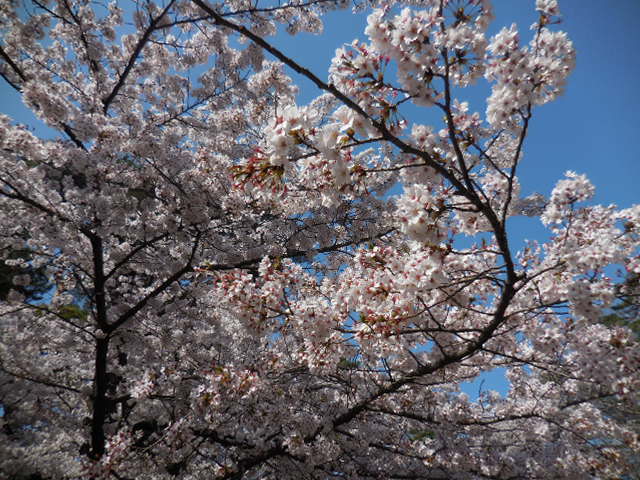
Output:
[[1, 0, 638, 478]]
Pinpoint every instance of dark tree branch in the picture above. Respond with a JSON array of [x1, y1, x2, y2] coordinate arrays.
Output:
[[0, 363, 81, 393], [90, 336, 110, 458], [101, 0, 176, 114], [107, 232, 202, 333], [0, 44, 27, 82], [86, 233, 110, 332], [105, 232, 172, 281], [0, 46, 86, 150]]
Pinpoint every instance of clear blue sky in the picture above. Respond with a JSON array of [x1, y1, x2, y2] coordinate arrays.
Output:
[[1, 0, 638, 397]]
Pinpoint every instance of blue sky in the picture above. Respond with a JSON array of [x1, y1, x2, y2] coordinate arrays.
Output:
[[1, 0, 638, 397]]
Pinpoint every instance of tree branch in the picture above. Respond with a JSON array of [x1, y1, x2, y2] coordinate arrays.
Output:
[[101, 0, 176, 114]]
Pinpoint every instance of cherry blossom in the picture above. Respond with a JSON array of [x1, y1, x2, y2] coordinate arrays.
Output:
[[0, 1, 638, 479]]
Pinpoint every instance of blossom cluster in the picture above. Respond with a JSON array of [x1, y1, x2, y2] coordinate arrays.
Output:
[[0, 1, 637, 479]]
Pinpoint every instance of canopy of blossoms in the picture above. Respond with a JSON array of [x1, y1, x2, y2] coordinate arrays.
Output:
[[0, 0, 638, 478]]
